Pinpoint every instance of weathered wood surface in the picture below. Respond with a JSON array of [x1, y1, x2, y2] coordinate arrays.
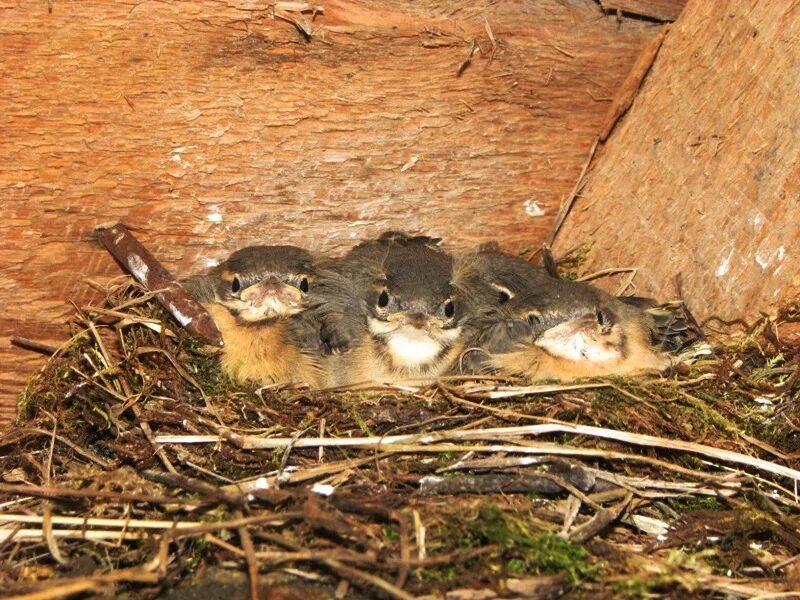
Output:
[[0, 0, 659, 426], [599, 0, 687, 22], [556, 0, 800, 325]]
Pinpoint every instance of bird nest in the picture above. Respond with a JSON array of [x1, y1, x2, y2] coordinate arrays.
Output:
[[3, 277, 800, 599]]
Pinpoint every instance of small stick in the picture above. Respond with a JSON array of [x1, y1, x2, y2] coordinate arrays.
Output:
[[157, 424, 800, 483], [0, 483, 193, 505], [0, 514, 207, 530], [324, 558, 415, 600], [576, 267, 637, 283], [457, 40, 479, 77], [395, 516, 411, 589], [0, 528, 146, 543], [140, 470, 244, 506], [4, 569, 160, 600], [10, 337, 59, 356], [95, 223, 223, 346], [159, 512, 304, 540], [568, 492, 632, 543], [236, 510, 261, 600], [545, 135, 600, 247], [599, 25, 670, 142]]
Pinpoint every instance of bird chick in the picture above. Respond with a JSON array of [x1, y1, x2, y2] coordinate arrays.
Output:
[[182, 245, 322, 386], [317, 232, 465, 386], [499, 301, 672, 381], [454, 249, 672, 382]]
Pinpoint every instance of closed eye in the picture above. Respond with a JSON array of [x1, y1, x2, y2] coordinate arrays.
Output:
[[596, 308, 614, 334]]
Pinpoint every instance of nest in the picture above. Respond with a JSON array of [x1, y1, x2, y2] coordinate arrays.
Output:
[[3, 277, 800, 600]]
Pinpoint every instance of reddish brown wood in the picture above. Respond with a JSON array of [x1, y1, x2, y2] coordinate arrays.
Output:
[[557, 0, 800, 324], [0, 0, 660, 426], [599, 0, 687, 22]]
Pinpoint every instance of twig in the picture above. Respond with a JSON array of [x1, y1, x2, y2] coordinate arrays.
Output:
[[599, 25, 670, 141], [158, 512, 304, 540], [140, 470, 244, 506], [237, 513, 261, 600], [323, 558, 415, 600], [0, 483, 193, 505], [225, 524, 414, 599], [0, 528, 146, 543], [4, 568, 160, 600], [10, 337, 58, 356], [83, 320, 178, 475], [576, 267, 637, 283], [157, 423, 800, 483], [457, 40, 479, 77], [545, 135, 600, 247], [462, 381, 610, 398], [0, 514, 207, 530], [222, 453, 394, 495], [568, 492, 632, 543], [42, 418, 67, 566]]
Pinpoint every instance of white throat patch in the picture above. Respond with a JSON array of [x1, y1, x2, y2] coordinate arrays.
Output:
[[369, 318, 461, 371], [386, 328, 443, 369]]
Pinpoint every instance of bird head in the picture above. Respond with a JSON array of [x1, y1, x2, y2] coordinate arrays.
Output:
[[533, 306, 628, 364], [212, 245, 315, 323], [349, 237, 462, 370]]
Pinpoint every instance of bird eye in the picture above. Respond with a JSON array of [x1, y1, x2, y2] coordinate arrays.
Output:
[[491, 283, 513, 304], [526, 312, 541, 326], [377, 290, 390, 308], [231, 275, 242, 294], [299, 277, 309, 293], [444, 299, 455, 319], [596, 308, 613, 334]]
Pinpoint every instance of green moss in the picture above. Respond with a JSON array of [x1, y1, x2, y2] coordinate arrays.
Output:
[[460, 506, 599, 583], [346, 404, 374, 436], [670, 496, 721, 512], [382, 525, 399, 542], [417, 566, 459, 583], [184, 347, 231, 398], [556, 244, 592, 280]]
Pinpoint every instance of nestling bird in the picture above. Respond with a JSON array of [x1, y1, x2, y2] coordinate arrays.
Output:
[[314, 232, 466, 386], [182, 245, 323, 386], [453, 248, 675, 382]]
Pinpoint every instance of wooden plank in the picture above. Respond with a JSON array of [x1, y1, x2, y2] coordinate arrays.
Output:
[[600, 0, 687, 22], [556, 0, 800, 324], [0, 0, 660, 427]]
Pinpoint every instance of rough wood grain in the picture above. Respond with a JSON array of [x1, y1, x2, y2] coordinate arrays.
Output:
[[556, 0, 800, 324], [599, 0, 687, 22], [0, 0, 658, 426]]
